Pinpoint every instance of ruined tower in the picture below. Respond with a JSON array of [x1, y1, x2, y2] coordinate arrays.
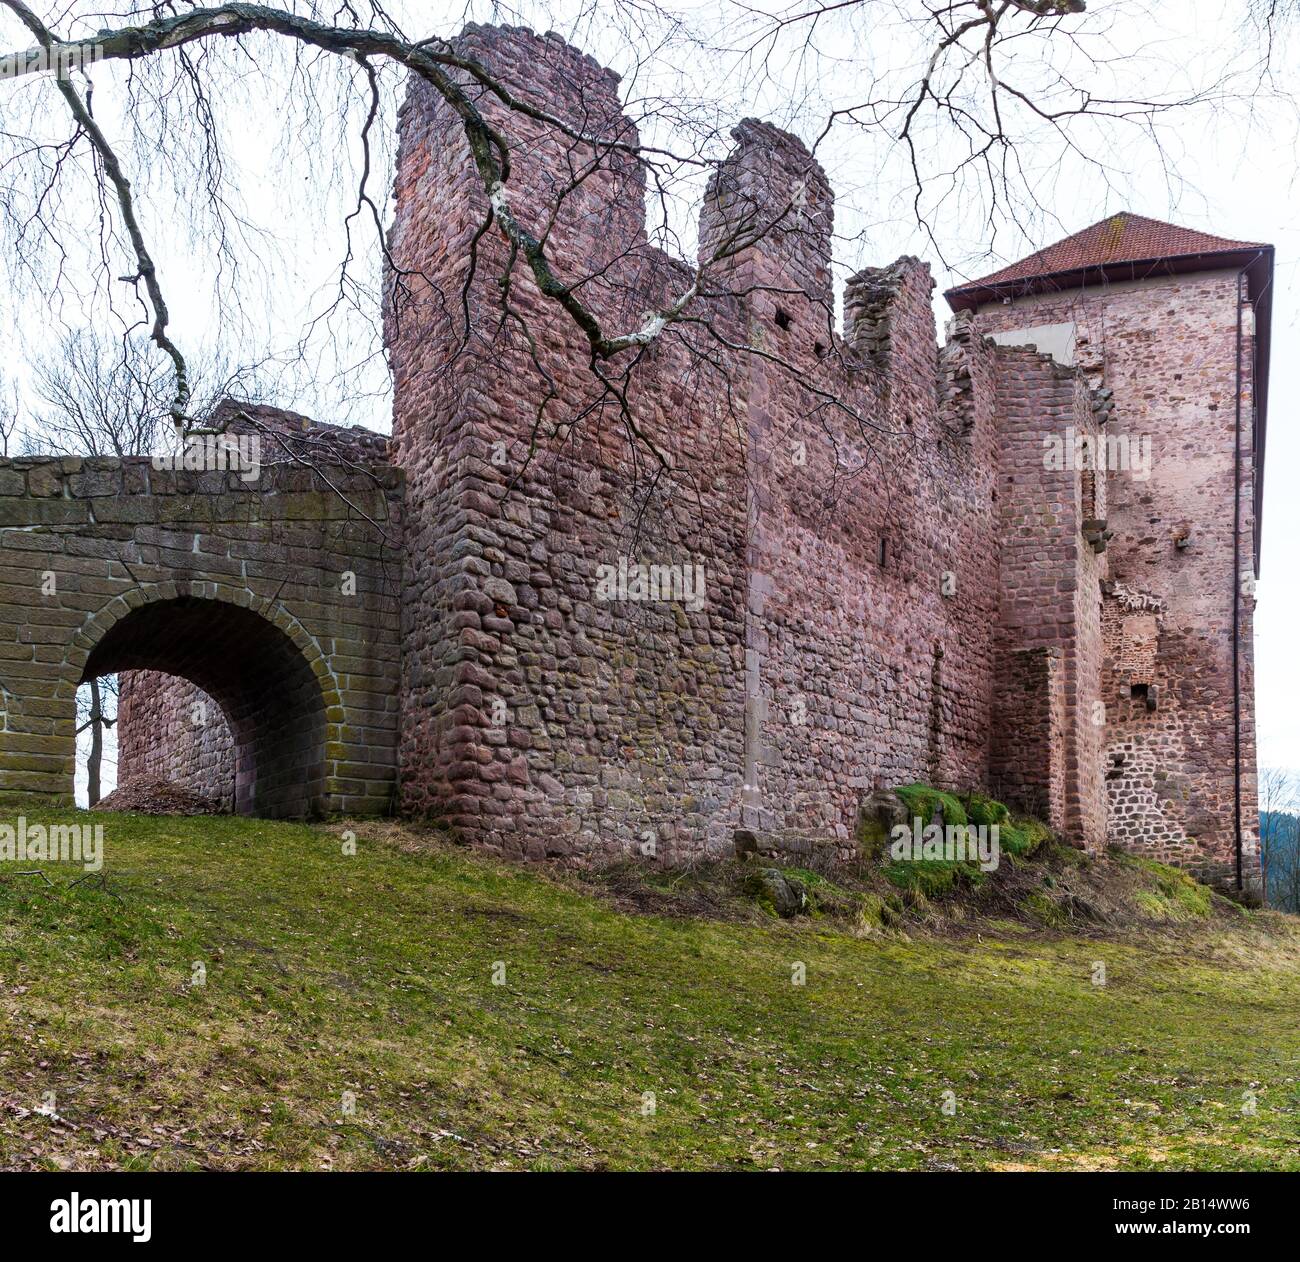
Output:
[[382, 24, 1114, 866], [947, 214, 1272, 898]]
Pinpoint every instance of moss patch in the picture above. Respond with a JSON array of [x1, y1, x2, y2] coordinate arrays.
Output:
[[998, 815, 1052, 859], [963, 794, 1010, 828], [894, 783, 968, 828], [882, 783, 991, 896]]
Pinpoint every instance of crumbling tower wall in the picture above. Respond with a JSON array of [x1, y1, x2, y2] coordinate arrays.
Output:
[[387, 25, 750, 860], [987, 346, 1108, 848], [386, 24, 1083, 861], [970, 270, 1261, 893]]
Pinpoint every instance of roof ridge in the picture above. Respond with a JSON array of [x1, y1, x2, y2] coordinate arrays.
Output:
[[948, 213, 1268, 295]]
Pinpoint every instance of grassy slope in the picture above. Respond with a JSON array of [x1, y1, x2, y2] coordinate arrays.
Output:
[[2, 803, 1299, 1171]]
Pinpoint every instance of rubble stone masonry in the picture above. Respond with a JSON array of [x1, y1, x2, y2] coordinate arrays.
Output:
[[972, 272, 1260, 893], [29, 23, 1260, 898], [383, 25, 1121, 865], [116, 671, 234, 807]]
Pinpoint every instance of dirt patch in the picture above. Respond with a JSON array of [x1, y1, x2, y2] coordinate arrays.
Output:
[[94, 779, 226, 816], [573, 859, 758, 921]]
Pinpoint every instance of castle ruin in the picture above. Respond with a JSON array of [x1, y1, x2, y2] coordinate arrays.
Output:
[[0, 25, 1269, 899]]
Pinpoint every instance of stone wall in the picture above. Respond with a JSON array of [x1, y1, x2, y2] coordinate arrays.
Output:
[[385, 23, 1110, 863], [734, 251, 1002, 859], [985, 344, 1108, 848], [971, 271, 1260, 891], [0, 455, 403, 817], [115, 672, 235, 806], [46, 23, 1260, 897], [387, 25, 749, 861]]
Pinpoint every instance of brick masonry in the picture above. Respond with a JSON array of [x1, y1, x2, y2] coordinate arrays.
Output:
[[1, 23, 1263, 899]]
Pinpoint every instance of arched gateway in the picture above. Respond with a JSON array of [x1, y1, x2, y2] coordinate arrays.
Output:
[[0, 448, 401, 818]]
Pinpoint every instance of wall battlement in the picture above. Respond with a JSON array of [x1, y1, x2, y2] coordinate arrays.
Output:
[[382, 23, 1128, 867]]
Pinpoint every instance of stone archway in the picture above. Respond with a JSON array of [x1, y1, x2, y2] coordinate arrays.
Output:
[[0, 452, 402, 818], [74, 591, 341, 818]]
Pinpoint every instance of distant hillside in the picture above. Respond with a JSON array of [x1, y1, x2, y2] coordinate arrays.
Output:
[[1262, 810, 1300, 912]]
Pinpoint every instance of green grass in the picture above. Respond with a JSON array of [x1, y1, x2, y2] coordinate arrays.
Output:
[[1121, 854, 1215, 921], [2, 801, 1300, 1171]]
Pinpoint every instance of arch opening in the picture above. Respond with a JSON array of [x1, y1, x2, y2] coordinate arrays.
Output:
[[74, 674, 120, 809], [81, 597, 329, 818]]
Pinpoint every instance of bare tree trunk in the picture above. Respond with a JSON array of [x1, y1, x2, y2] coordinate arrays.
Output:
[[87, 676, 102, 808]]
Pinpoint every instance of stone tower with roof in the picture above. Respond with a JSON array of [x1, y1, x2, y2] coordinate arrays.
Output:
[[947, 213, 1272, 896]]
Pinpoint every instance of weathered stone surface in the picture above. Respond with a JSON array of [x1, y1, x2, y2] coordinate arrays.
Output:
[[746, 867, 808, 918], [970, 267, 1263, 896], [372, 23, 1261, 894], [0, 448, 402, 819], [861, 790, 908, 833]]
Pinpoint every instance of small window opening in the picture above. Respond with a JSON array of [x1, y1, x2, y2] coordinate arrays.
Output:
[[814, 340, 826, 358], [878, 536, 888, 567], [1130, 683, 1149, 701], [774, 307, 792, 331]]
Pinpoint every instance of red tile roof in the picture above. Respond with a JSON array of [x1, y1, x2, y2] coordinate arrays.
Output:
[[947, 212, 1266, 295]]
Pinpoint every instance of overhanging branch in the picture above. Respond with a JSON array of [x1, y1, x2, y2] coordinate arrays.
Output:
[[0, 1, 723, 409]]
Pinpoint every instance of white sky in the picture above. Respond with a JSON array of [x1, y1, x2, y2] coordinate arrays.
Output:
[[0, 1, 1294, 793]]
